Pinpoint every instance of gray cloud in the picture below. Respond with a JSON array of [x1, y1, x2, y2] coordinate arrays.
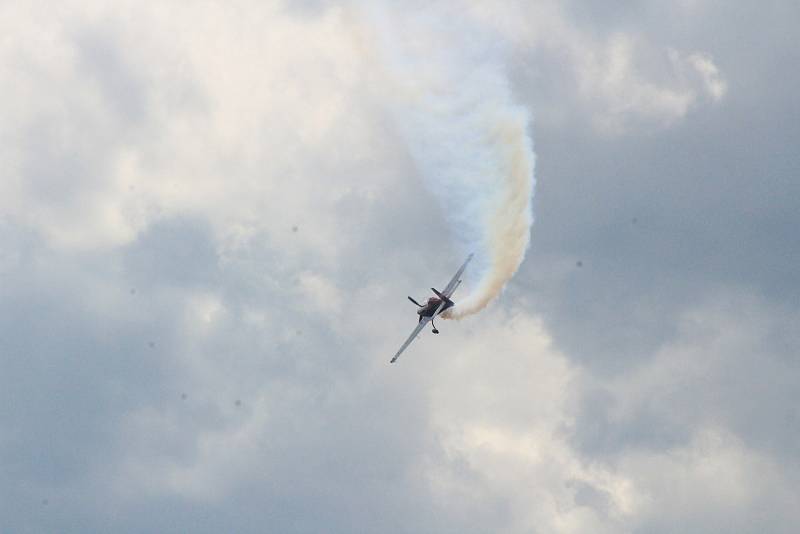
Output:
[[1, 1, 799, 533]]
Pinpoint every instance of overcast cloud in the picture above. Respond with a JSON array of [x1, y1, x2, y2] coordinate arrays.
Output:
[[2, 1, 799, 533]]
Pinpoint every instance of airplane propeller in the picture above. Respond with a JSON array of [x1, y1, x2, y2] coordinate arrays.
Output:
[[408, 296, 423, 307]]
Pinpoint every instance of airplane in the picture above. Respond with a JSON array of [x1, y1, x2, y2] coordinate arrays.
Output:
[[390, 253, 474, 363]]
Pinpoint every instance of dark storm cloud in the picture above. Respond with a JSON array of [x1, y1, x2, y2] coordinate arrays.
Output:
[[516, 0, 800, 369], [0, 220, 421, 533], [503, 2, 800, 527], [0, 226, 176, 530]]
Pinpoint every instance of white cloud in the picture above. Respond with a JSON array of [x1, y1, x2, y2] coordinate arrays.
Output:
[[621, 426, 799, 530], [0, 1, 377, 255], [464, 0, 728, 133], [399, 294, 800, 532], [687, 52, 728, 101], [420, 309, 641, 532]]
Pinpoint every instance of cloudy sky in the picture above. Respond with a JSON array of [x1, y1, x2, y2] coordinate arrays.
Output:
[[2, 1, 799, 532]]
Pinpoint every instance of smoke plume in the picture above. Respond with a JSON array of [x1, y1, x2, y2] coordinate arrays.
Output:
[[365, 3, 536, 318]]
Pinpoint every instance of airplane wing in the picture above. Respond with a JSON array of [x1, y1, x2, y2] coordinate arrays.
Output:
[[391, 298, 450, 363], [441, 253, 474, 299], [390, 316, 432, 363]]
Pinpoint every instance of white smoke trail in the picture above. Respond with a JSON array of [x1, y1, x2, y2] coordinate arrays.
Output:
[[362, 2, 535, 318]]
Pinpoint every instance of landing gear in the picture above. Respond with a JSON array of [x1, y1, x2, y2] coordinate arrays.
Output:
[[431, 318, 439, 334]]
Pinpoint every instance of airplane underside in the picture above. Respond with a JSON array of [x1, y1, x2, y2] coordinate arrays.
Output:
[[391, 253, 473, 363], [412, 291, 455, 334]]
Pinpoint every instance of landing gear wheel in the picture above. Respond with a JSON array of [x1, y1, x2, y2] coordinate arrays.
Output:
[[432, 328, 439, 334]]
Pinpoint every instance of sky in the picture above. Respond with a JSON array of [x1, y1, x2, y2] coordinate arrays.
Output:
[[1, 1, 799, 533]]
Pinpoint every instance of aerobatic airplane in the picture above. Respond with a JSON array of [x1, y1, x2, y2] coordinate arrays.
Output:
[[390, 253, 474, 363]]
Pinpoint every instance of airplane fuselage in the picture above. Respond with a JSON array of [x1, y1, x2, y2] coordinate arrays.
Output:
[[392, 254, 473, 363], [417, 296, 454, 319]]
